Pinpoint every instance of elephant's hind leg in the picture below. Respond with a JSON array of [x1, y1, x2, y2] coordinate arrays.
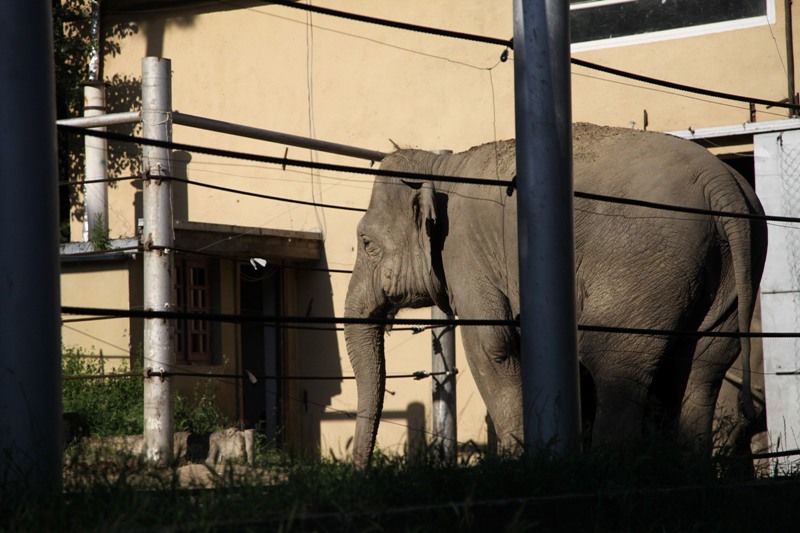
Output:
[[582, 331, 666, 448], [679, 311, 740, 454]]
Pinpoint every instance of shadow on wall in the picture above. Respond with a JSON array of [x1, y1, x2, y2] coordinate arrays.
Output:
[[319, 402, 428, 460], [131, 150, 190, 229], [106, 74, 143, 180], [285, 248, 344, 458]]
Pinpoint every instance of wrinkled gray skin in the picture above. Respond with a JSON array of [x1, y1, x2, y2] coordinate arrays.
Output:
[[344, 124, 767, 468]]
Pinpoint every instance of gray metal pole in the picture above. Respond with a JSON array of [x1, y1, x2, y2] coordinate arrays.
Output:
[[0, 0, 62, 491], [786, 0, 797, 117], [57, 111, 141, 128], [142, 57, 175, 464], [83, 82, 109, 242], [512, 0, 581, 454], [431, 306, 457, 462], [172, 112, 387, 162]]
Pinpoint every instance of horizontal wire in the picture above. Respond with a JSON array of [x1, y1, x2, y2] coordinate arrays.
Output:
[[61, 306, 515, 327], [570, 57, 800, 111], [59, 242, 355, 274], [57, 125, 514, 188], [573, 190, 798, 223], [58, 126, 800, 224], [63, 368, 455, 382], [579, 324, 795, 339], [58, 176, 140, 186], [61, 315, 129, 324], [160, 174, 366, 212], [63, 372, 141, 381], [153, 245, 355, 274], [61, 306, 799, 339], [267, 0, 799, 111], [59, 309, 428, 333], [59, 245, 141, 257], [265, 0, 511, 48]]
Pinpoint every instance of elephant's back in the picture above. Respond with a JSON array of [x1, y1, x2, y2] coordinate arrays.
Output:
[[571, 123, 719, 203]]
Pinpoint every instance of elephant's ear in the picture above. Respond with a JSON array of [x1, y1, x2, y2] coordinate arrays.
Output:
[[412, 181, 451, 311], [412, 181, 436, 244]]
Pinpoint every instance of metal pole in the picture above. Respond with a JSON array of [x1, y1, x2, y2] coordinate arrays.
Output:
[[786, 0, 797, 116], [83, 82, 109, 242], [172, 111, 387, 162], [431, 306, 457, 462], [142, 57, 175, 464], [512, 0, 581, 454], [0, 0, 62, 491], [57, 111, 141, 128]]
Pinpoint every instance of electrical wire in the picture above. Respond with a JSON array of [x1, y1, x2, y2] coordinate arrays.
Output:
[[266, 0, 800, 111], [61, 306, 800, 339], [59, 126, 800, 224], [63, 368, 456, 382], [165, 175, 366, 212], [58, 175, 141, 186], [61, 306, 516, 328], [264, 0, 511, 48], [570, 57, 800, 111], [58, 125, 514, 188]]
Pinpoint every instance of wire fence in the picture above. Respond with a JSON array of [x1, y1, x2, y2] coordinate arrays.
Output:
[[61, 305, 800, 341], [56, 2, 800, 469], [63, 368, 456, 383], [57, 126, 800, 225]]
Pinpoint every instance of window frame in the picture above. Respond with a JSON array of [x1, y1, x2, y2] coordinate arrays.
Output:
[[175, 257, 214, 364], [570, 0, 775, 52]]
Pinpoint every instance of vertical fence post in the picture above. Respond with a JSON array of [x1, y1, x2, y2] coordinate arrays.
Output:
[[142, 57, 175, 463], [431, 306, 457, 462], [0, 0, 62, 491], [786, 0, 798, 117], [83, 82, 109, 242], [512, 0, 581, 454]]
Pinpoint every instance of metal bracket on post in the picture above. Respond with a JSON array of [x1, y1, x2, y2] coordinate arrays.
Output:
[[141, 57, 175, 465]]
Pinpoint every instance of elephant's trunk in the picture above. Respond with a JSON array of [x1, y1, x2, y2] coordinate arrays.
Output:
[[344, 255, 388, 468]]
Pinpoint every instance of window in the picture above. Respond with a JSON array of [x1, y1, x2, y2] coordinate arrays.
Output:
[[175, 258, 213, 364], [570, 0, 773, 49]]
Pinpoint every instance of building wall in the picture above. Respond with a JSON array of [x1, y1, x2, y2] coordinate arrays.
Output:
[[67, 0, 794, 456], [61, 261, 136, 371]]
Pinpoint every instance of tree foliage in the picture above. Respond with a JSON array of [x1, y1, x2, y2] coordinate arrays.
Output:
[[52, 0, 140, 241]]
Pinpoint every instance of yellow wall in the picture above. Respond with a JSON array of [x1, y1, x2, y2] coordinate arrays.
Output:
[[78, 0, 792, 456], [61, 263, 135, 371]]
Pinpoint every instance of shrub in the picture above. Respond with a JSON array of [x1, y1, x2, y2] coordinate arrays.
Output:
[[62, 347, 143, 436], [63, 347, 231, 438], [173, 381, 231, 434]]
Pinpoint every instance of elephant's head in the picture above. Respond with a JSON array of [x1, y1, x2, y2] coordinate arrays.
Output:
[[344, 150, 450, 467]]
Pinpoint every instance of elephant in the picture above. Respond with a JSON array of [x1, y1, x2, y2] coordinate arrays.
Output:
[[343, 123, 767, 468]]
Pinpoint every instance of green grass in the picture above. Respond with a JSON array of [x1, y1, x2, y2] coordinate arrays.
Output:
[[3, 442, 800, 532], [45, 349, 800, 530]]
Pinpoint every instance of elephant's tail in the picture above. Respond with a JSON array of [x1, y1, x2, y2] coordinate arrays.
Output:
[[708, 168, 768, 421]]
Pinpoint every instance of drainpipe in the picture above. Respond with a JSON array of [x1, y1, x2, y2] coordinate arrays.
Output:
[[83, 82, 108, 243], [83, 0, 108, 243]]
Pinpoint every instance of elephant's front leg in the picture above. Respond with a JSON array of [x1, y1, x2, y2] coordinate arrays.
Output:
[[459, 323, 523, 455]]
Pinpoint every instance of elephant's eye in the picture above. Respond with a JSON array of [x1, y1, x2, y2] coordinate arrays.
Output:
[[362, 235, 379, 257]]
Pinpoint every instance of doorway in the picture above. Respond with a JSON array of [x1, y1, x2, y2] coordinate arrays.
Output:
[[239, 263, 281, 441]]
